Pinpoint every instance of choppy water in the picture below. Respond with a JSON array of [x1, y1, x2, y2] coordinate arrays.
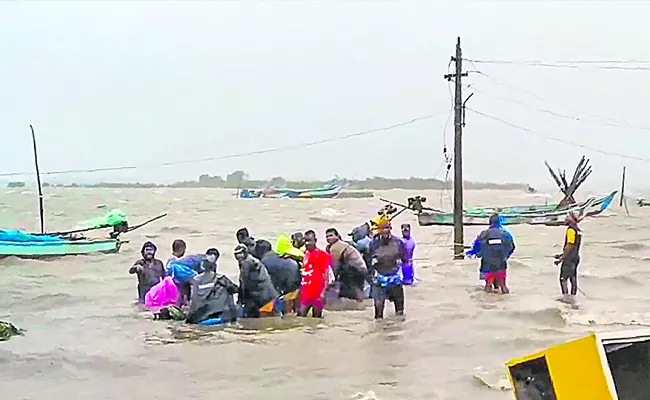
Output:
[[1, 188, 649, 400]]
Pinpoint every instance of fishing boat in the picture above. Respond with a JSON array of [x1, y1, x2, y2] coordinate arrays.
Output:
[[506, 329, 650, 399], [0, 126, 166, 259], [291, 183, 343, 199], [0, 235, 122, 257], [462, 190, 618, 218], [416, 197, 597, 226], [238, 179, 345, 199]]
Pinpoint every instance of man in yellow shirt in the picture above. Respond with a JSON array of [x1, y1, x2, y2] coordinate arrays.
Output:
[[554, 212, 582, 299]]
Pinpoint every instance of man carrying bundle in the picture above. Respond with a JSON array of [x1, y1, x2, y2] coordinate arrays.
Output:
[[325, 227, 368, 301]]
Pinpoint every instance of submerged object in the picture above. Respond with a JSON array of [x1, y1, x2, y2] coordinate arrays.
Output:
[[506, 329, 650, 399], [198, 317, 224, 326], [0, 321, 23, 341]]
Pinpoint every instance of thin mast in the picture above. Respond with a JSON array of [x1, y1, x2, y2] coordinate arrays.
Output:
[[30, 125, 45, 234]]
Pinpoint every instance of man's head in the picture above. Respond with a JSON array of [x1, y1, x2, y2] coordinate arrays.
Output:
[[236, 227, 250, 244], [206, 247, 220, 264], [489, 213, 501, 228], [349, 222, 370, 243], [565, 212, 578, 226], [304, 229, 317, 251], [378, 221, 392, 241], [291, 232, 305, 249], [234, 244, 248, 262], [325, 228, 340, 245], [141, 241, 157, 260], [254, 239, 273, 258], [171, 239, 186, 257], [401, 223, 411, 239]]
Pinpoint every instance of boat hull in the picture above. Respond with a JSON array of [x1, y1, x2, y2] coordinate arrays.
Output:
[[417, 191, 617, 227], [417, 198, 596, 227], [294, 185, 343, 199], [0, 239, 122, 258], [240, 184, 344, 199], [462, 190, 617, 217]]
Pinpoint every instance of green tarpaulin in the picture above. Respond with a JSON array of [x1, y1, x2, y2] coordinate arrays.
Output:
[[78, 206, 128, 229]]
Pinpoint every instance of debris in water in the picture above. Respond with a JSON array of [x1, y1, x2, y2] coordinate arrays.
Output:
[[473, 367, 512, 391], [352, 390, 379, 400], [0, 320, 24, 341]]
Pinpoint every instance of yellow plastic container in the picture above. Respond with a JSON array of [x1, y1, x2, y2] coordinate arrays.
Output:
[[506, 329, 650, 400]]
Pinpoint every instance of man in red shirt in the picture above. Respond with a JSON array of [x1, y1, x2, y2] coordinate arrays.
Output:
[[298, 230, 331, 318]]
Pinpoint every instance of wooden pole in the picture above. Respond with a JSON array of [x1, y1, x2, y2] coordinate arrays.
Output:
[[443, 37, 469, 260], [30, 125, 45, 234], [620, 166, 626, 207]]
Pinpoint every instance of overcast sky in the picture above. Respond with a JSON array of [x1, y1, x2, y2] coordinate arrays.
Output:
[[1, 1, 649, 190]]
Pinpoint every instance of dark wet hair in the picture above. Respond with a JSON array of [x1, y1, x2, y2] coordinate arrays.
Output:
[[206, 248, 220, 259], [234, 244, 248, 255], [304, 229, 316, 238], [172, 239, 186, 253], [401, 223, 411, 229], [254, 239, 272, 257], [325, 228, 340, 238], [141, 241, 157, 258], [236, 227, 250, 241], [489, 213, 500, 227]]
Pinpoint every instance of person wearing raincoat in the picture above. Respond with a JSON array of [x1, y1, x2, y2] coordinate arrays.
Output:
[[467, 214, 515, 294]]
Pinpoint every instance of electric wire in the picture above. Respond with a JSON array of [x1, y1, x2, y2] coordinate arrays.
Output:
[[466, 107, 650, 162], [1, 112, 448, 178]]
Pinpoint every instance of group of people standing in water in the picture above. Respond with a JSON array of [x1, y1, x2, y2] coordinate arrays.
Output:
[[129, 210, 418, 324]]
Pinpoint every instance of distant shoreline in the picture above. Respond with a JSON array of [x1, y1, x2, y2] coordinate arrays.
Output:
[[6, 171, 531, 191]]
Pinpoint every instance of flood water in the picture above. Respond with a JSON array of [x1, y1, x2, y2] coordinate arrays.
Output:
[[1, 188, 648, 400]]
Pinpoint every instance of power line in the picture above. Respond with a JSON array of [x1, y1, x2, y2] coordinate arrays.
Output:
[[466, 84, 650, 131], [465, 58, 650, 64], [0, 113, 447, 178], [471, 71, 649, 129], [466, 107, 650, 162], [464, 58, 650, 71]]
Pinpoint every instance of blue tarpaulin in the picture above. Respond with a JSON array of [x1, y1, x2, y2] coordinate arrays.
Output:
[[0, 230, 62, 243]]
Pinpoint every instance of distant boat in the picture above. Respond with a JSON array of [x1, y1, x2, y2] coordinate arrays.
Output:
[[239, 179, 345, 199]]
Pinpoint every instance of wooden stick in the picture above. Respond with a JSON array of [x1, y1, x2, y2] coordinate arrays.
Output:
[[43, 213, 167, 237], [620, 166, 626, 207], [378, 197, 443, 213]]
